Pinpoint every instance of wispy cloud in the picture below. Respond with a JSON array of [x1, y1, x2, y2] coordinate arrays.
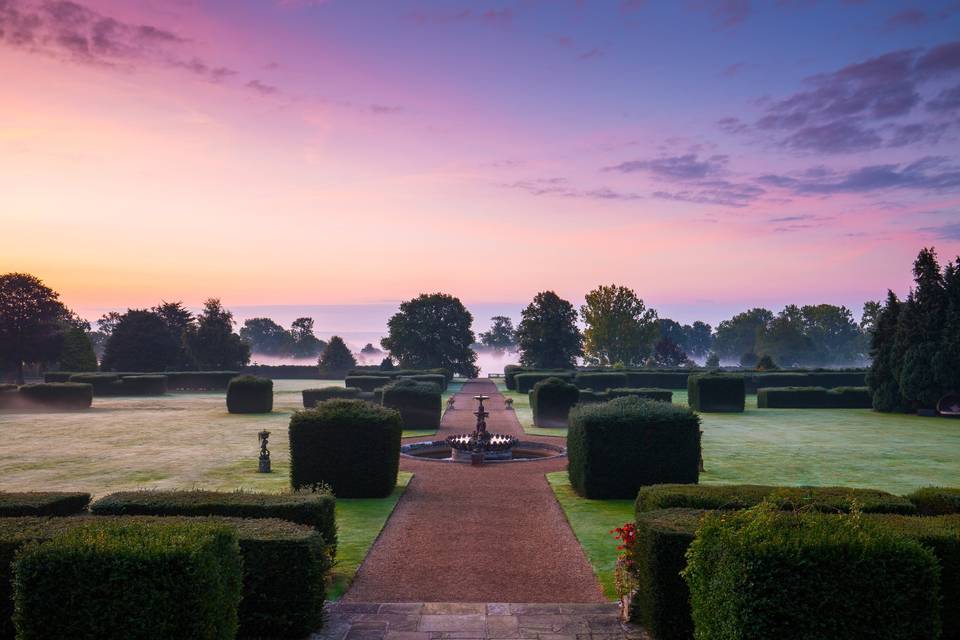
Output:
[[757, 156, 960, 194], [505, 177, 642, 201]]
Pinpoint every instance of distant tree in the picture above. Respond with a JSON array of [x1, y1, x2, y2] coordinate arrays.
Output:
[[240, 317, 292, 356], [479, 316, 517, 349], [379, 356, 395, 371], [684, 321, 714, 357], [657, 319, 687, 353], [59, 327, 98, 371], [515, 291, 583, 369], [96, 311, 123, 336], [153, 301, 195, 369], [381, 293, 479, 377], [705, 352, 720, 368], [289, 317, 325, 358], [755, 354, 778, 371], [101, 309, 180, 372], [933, 257, 960, 396], [188, 299, 250, 370], [652, 337, 688, 368], [755, 305, 814, 367], [713, 308, 773, 360], [799, 304, 865, 365], [739, 351, 759, 368], [318, 335, 357, 374], [867, 291, 904, 412], [860, 300, 882, 334], [581, 285, 658, 366], [0, 273, 73, 383], [361, 343, 382, 355]]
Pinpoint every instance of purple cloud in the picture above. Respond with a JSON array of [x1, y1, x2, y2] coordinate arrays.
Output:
[[505, 178, 642, 201], [758, 157, 960, 194], [688, 0, 752, 29], [920, 222, 960, 240], [603, 153, 729, 180], [246, 79, 278, 95]]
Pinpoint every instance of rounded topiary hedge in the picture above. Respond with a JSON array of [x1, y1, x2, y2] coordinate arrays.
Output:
[[567, 396, 701, 499], [289, 399, 402, 498], [687, 373, 745, 413], [226, 376, 273, 414], [302, 386, 360, 408], [380, 379, 442, 430], [17, 383, 93, 410], [530, 377, 580, 427]]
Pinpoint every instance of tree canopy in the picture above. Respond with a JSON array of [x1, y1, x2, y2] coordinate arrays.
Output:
[[380, 293, 478, 377], [515, 291, 583, 369], [581, 284, 658, 366], [101, 309, 180, 372], [59, 327, 98, 372], [479, 316, 517, 349], [0, 273, 73, 383], [188, 299, 250, 370], [318, 335, 357, 373]]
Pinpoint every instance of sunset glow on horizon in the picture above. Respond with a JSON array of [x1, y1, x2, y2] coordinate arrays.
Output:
[[3, 0, 960, 322]]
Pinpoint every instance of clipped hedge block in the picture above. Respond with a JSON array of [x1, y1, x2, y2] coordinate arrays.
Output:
[[635, 483, 917, 515], [11, 520, 243, 640], [625, 371, 691, 389], [687, 374, 744, 412], [683, 509, 941, 640], [165, 371, 237, 391], [907, 487, 960, 516], [68, 373, 122, 395], [530, 377, 580, 427], [398, 373, 448, 391], [744, 370, 867, 393], [757, 386, 872, 408], [41, 372, 74, 383], [573, 371, 629, 392], [380, 379, 442, 430], [607, 388, 673, 402], [16, 383, 92, 410], [90, 489, 336, 554], [567, 397, 700, 499], [0, 492, 90, 517], [344, 375, 390, 392], [575, 389, 609, 404], [289, 399, 402, 497], [117, 375, 168, 396], [302, 386, 360, 408], [515, 371, 574, 393], [226, 375, 273, 414]]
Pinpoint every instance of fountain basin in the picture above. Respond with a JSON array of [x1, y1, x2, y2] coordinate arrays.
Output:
[[401, 440, 565, 463]]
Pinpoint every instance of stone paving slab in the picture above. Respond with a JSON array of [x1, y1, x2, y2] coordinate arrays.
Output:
[[314, 603, 650, 640]]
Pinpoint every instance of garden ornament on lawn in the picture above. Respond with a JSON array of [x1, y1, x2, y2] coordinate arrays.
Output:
[[447, 395, 456, 410], [504, 397, 514, 410], [937, 393, 960, 417], [258, 429, 271, 473]]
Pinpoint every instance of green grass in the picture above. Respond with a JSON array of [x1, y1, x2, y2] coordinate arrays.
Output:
[[329, 471, 411, 599], [520, 387, 960, 495], [547, 471, 632, 600]]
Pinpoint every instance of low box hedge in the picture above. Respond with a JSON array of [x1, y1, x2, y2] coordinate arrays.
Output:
[[398, 373, 448, 391], [573, 371, 629, 391], [165, 371, 237, 391], [226, 375, 273, 414], [625, 371, 691, 389], [635, 483, 917, 515], [567, 397, 700, 499], [530, 377, 580, 427], [68, 373, 122, 395], [607, 388, 673, 402], [515, 371, 574, 393], [117, 375, 168, 396], [687, 373, 744, 412], [907, 487, 960, 516], [744, 370, 867, 393], [575, 389, 609, 404], [41, 372, 73, 383], [757, 386, 872, 408], [302, 386, 360, 407], [0, 492, 90, 517], [344, 375, 390, 392], [0, 515, 327, 640], [90, 489, 337, 554], [289, 399, 402, 497], [380, 379, 442, 430], [11, 519, 243, 640], [683, 508, 941, 640], [16, 383, 92, 410]]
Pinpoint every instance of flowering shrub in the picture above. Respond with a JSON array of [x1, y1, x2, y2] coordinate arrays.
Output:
[[611, 522, 638, 600]]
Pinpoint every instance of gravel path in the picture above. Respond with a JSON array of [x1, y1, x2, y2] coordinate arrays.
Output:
[[342, 379, 605, 603]]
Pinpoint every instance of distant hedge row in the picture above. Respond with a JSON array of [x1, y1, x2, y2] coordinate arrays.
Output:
[[757, 386, 873, 408], [529, 378, 673, 426], [45, 371, 237, 391], [0, 383, 93, 411], [687, 374, 745, 413], [0, 492, 91, 517]]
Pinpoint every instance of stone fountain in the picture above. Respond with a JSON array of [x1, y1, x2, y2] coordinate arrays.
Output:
[[446, 394, 519, 463]]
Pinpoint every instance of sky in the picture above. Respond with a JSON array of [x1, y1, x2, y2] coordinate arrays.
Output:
[[2, 0, 960, 332]]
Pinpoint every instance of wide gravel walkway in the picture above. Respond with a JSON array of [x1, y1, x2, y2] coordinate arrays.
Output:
[[342, 379, 604, 603]]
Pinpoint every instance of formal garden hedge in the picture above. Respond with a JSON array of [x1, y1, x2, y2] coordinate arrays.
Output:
[[0, 515, 329, 640], [90, 489, 337, 554], [635, 483, 917, 515], [0, 492, 90, 517], [530, 377, 580, 427], [15, 383, 92, 410], [67, 373, 123, 395], [625, 371, 691, 389], [607, 388, 673, 402], [398, 373, 448, 391], [116, 375, 168, 395], [344, 375, 390, 392], [683, 508, 941, 640], [45, 371, 236, 391], [575, 389, 608, 403], [289, 400, 402, 497], [687, 373, 745, 412], [347, 367, 452, 382], [515, 371, 575, 393], [573, 371, 629, 391], [381, 378, 442, 430], [907, 487, 960, 516], [744, 370, 867, 393], [226, 375, 273, 414], [302, 386, 361, 407], [567, 397, 700, 499], [10, 519, 243, 640], [757, 386, 872, 408]]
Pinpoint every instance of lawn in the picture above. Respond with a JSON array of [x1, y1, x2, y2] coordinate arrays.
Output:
[[510, 386, 960, 495], [330, 471, 411, 599], [547, 471, 632, 601], [0, 379, 444, 496]]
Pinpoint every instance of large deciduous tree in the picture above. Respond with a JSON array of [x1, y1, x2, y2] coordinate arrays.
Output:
[[381, 293, 478, 377], [0, 273, 72, 383], [188, 299, 250, 370], [101, 309, 180, 372], [712, 308, 773, 360], [479, 316, 517, 350], [289, 317, 326, 358], [240, 317, 292, 356], [59, 327, 98, 372], [515, 291, 583, 369], [581, 284, 658, 366]]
